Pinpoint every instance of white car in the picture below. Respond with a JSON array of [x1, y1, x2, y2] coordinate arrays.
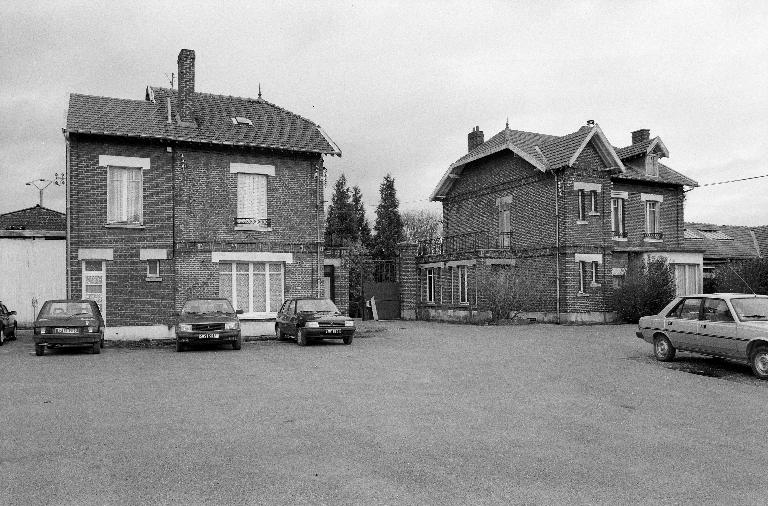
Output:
[[637, 293, 768, 379]]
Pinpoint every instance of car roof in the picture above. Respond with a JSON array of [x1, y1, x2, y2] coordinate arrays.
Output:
[[183, 298, 232, 302], [680, 293, 768, 299], [43, 299, 97, 304]]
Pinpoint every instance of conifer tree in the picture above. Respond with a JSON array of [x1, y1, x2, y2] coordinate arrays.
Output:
[[371, 174, 404, 258], [324, 174, 355, 246], [351, 185, 372, 249]]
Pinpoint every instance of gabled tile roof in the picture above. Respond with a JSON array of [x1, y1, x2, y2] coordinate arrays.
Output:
[[684, 222, 761, 260], [614, 161, 698, 187], [66, 87, 341, 156], [616, 139, 654, 159], [0, 205, 65, 231]]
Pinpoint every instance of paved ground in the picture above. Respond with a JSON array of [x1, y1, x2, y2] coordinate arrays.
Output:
[[2, 322, 767, 505]]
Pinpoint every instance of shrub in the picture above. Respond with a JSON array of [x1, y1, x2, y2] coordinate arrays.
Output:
[[712, 258, 768, 295], [477, 265, 542, 322], [612, 256, 676, 323]]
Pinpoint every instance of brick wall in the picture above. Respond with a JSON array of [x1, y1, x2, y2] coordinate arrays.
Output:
[[68, 134, 325, 327]]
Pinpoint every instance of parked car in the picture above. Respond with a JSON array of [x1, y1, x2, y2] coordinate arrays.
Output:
[[175, 298, 243, 352], [0, 300, 18, 345], [275, 298, 355, 346], [637, 293, 768, 379], [33, 300, 105, 356]]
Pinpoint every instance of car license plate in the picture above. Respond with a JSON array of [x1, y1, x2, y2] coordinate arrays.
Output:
[[326, 329, 341, 334], [199, 333, 219, 339], [55, 328, 78, 334]]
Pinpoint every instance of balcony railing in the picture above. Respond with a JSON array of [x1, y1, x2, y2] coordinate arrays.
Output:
[[235, 217, 271, 228], [417, 231, 513, 256], [644, 232, 663, 240], [612, 231, 628, 239]]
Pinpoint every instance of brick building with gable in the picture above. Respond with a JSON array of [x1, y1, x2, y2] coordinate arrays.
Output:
[[408, 121, 703, 323], [64, 49, 342, 337]]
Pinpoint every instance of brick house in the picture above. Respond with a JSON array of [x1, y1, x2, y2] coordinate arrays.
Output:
[[64, 49, 341, 337], [410, 121, 703, 323]]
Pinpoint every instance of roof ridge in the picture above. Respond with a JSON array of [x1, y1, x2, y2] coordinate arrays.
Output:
[[70, 92, 150, 105], [151, 87, 322, 128], [0, 204, 65, 217]]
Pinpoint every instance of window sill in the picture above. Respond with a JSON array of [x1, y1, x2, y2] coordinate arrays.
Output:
[[612, 237, 628, 242], [590, 282, 601, 288], [239, 312, 277, 320], [234, 225, 273, 232], [588, 212, 600, 216], [105, 223, 145, 229], [577, 292, 589, 297], [576, 220, 588, 225], [145, 276, 162, 282], [643, 238, 663, 243]]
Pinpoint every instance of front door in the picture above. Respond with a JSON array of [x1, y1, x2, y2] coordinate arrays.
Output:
[[82, 260, 106, 324]]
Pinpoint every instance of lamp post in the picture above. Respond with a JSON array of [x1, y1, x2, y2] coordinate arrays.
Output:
[[25, 174, 64, 207]]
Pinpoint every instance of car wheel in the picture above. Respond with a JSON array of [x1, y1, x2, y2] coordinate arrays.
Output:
[[100, 335, 104, 348], [233, 335, 242, 350], [8, 324, 17, 340], [35, 344, 45, 356], [176, 340, 184, 352], [92, 341, 101, 354], [275, 325, 285, 341], [653, 335, 676, 362], [343, 334, 353, 345], [750, 346, 768, 380], [0, 326, 4, 346], [297, 328, 307, 347]]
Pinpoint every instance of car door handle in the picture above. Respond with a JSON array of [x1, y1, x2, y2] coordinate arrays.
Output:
[[701, 324, 706, 329], [667, 321, 673, 326]]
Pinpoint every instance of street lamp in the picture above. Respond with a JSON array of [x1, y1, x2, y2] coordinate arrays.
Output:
[[26, 174, 64, 207]]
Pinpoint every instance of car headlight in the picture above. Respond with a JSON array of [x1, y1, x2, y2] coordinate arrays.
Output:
[[305, 321, 319, 328], [87, 326, 100, 333], [225, 322, 240, 330], [178, 324, 192, 332], [34, 327, 42, 335], [344, 320, 354, 327]]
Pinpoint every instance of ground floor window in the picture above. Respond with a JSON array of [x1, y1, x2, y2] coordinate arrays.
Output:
[[673, 263, 700, 296], [218, 262, 284, 316], [82, 260, 106, 322], [458, 265, 468, 304], [426, 268, 435, 303]]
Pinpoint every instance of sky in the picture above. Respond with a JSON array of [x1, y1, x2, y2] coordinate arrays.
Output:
[[1, 0, 767, 226]]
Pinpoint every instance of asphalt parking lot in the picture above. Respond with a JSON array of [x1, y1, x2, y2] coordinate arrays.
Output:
[[2, 321, 767, 505]]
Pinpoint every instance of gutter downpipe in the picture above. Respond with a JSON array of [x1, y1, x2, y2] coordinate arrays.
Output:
[[554, 170, 561, 324], [63, 129, 71, 298]]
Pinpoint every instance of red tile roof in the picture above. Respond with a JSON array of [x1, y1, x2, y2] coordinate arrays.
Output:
[[66, 87, 341, 156], [684, 222, 761, 260]]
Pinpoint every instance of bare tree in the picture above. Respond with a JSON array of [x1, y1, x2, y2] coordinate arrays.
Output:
[[402, 209, 442, 243]]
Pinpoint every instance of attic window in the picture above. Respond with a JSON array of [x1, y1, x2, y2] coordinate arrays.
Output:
[[231, 117, 253, 126], [645, 154, 659, 177], [700, 230, 733, 241]]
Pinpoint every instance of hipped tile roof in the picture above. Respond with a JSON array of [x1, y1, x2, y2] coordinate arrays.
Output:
[[66, 87, 340, 156], [684, 222, 762, 260]]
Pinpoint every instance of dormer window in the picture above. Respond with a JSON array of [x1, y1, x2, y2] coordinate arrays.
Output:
[[231, 116, 253, 126], [645, 153, 659, 177]]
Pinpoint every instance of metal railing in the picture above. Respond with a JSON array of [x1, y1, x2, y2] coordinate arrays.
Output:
[[235, 217, 271, 228], [612, 231, 628, 239], [644, 232, 663, 240], [417, 231, 513, 256]]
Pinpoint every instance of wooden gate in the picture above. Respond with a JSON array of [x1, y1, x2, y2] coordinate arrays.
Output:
[[361, 259, 400, 320]]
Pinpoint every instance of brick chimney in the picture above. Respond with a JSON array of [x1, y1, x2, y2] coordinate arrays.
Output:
[[468, 126, 484, 152], [632, 128, 650, 144], [177, 49, 195, 123]]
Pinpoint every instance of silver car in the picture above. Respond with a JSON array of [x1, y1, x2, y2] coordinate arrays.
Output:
[[637, 293, 768, 379]]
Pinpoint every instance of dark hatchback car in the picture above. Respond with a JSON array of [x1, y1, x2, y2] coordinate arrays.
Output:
[[33, 300, 105, 356], [175, 298, 243, 352], [1, 300, 18, 345], [275, 298, 355, 346]]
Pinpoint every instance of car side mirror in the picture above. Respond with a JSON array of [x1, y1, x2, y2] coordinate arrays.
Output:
[[236, 309, 244, 315]]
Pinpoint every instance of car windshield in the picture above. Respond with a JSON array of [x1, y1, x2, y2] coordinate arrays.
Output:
[[39, 302, 95, 318], [296, 299, 340, 314], [730, 298, 768, 321], [182, 299, 235, 315]]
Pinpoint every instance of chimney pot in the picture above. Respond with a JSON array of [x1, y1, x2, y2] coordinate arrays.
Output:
[[632, 128, 650, 144], [468, 126, 484, 152], [177, 49, 196, 123]]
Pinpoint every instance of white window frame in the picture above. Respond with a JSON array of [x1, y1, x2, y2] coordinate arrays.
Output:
[[426, 268, 435, 303], [611, 197, 625, 239], [231, 163, 275, 231], [219, 261, 284, 317], [106, 166, 143, 225], [82, 260, 106, 324], [591, 261, 599, 287], [578, 261, 587, 294], [645, 201, 660, 235], [577, 190, 586, 221], [498, 208, 511, 248], [589, 191, 598, 215]]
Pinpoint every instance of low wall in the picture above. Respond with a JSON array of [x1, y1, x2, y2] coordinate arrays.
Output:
[[104, 320, 276, 341]]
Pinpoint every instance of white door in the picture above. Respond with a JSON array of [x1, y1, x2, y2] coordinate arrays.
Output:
[[82, 260, 106, 323]]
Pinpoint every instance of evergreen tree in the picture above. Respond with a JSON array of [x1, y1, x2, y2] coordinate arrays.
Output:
[[325, 174, 356, 246], [372, 174, 404, 258], [351, 185, 372, 249]]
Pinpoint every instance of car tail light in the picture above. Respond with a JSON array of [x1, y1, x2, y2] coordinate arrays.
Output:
[[305, 321, 319, 328], [344, 320, 354, 327]]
